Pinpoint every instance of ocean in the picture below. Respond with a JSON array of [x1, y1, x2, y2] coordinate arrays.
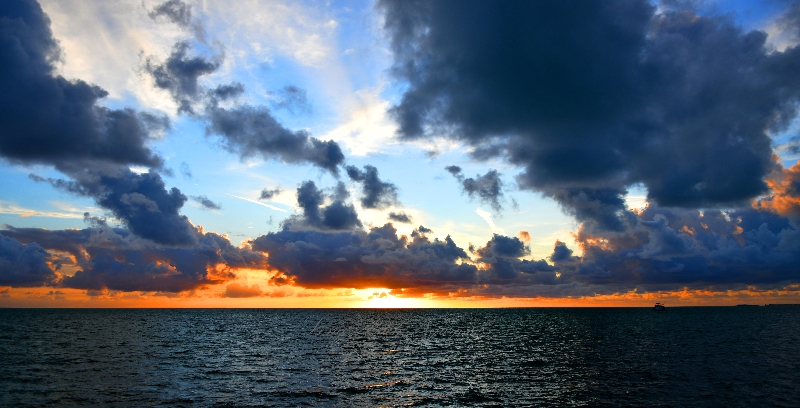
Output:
[[1, 307, 798, 407]]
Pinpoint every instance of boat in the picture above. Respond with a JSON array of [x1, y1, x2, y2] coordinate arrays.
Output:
[[653, 302, 666, 311]]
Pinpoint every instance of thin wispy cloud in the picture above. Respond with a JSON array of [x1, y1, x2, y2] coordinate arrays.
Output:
[[226, 194, 288, 212]]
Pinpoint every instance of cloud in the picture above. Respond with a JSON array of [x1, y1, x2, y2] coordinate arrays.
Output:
[[140, 6, 346, 176], [206, 105, 345, 175], [0, 0, 165, 169], [0, 0, 210, 248], [226, 193, 287, 212], [147, 0, 191, 27], [549, 204, 800, 292], [143, 41, 223, 114], [388, 211, 412, 223], [446, 167, 505, 211], [30, 166, 198, 246], [475, 208, 502, 232], [444, 165, 462, 176], [250, 221, 562, 293], [179, 162, 192, 179], [0, 233, 56, 287], [475, 234, 556, 280], [191, 195, 221, 211], [319, 86, 401, 157], [210, 82, 245, 101], [2, 224, 268, 292], [778, 0, 800, 42], [146, 0, 206, 45], [259, 187, 282, 200], [549, 241, 575, 263], [251, 223, 477, 289], [269, 85, 312, 115], [286, 180, 362, 231], [222, 282, 262, 298], [380, 0, 800, 229], [345, 165, 399, 209], [5, 0, 799, 300], [548, 187, 633, 233], [754, 161, 800, 225], [200, 0, 336, 67]]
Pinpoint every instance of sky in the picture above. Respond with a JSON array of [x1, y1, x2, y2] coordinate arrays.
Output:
[[2, 0, 800, 307]]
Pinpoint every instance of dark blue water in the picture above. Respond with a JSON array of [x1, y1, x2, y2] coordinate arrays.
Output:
[[1, 307, 798, 407]]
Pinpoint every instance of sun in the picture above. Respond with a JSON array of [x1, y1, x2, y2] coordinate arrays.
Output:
[[357, 289, 427, 308]]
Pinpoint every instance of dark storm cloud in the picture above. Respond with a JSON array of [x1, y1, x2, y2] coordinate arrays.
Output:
[[31, 166, 198, 246], [0, 0, 209, 251], [251, 222, 561, 291], [0, 0, 165, 169], [143, 41, 222, 114], [381, 0, 800, 229], [550, 204, 800, 291], [345, 165, 399, 209], [2, 224, 268, 292], [444, 165, 462, 176], [547, 187, 634, 233], [238, 155, 795, 297], [0, 233, 56, 287], [211, 82, 245, 101], [287, 180, 361, 231], [446, 167, 505, 212], [475, 234, 555, 280], [270, 85, 312, 115], [254, 190, 800, 295], [206, 105, 345, 175], [251, 223, 477, 289], [388, 211, 412, 223], [259, 187, 282, 200], [191, 195, 221, 210], [477, 234, 529, 259], [549, 241, 576, 263]]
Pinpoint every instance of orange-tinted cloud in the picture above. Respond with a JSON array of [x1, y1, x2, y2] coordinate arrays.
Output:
[[222, 283, 263, 298], [1, 225, 267, 292], [5, 165, 800, 304], [755, 161, 800, 221]]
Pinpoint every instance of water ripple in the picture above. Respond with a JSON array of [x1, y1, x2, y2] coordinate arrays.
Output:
[[1, 307, 799, 407]]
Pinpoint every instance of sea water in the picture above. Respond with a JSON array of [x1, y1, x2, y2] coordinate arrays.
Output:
[[1, 307, 798, 407]]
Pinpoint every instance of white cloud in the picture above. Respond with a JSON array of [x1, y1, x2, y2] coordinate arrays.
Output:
[[320, 86, 399, 156], [475, 208, 504, 234], [39, 0, 346, 115], [40, 0, 186, 113], [201, 0, 337, 67]]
